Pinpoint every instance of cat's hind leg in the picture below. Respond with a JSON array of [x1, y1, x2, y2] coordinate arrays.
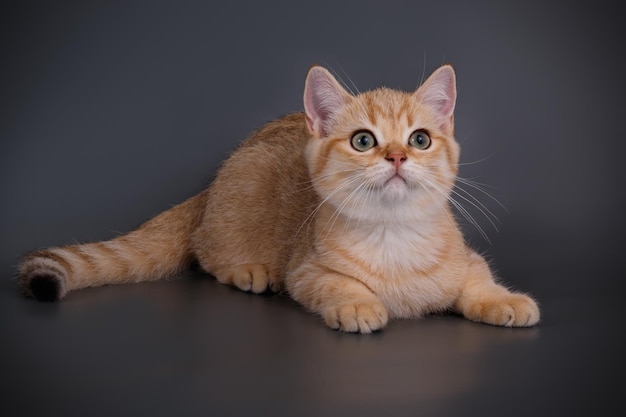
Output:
[[209, 264, 282, 294], [454, 251, 540, 327]]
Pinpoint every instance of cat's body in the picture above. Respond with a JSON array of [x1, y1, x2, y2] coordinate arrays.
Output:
[[18, 65, 540, 333]]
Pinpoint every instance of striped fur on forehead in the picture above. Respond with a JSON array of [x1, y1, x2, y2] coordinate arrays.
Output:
[[350, 88, 452, 140], [360, 89, 417, 127]]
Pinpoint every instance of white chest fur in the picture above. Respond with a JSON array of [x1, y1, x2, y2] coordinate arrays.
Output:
[[322, 216, 462, 319]]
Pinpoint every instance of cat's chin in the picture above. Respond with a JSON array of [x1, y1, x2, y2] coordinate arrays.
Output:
[[380, 175, 410, 201]]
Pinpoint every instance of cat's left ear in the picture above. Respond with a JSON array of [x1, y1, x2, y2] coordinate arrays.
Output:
[[304, 66, 352, 138], [414, 65, 457, 134]]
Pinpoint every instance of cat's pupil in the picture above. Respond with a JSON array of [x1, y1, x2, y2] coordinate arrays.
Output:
[[358, 135, 370, 146]]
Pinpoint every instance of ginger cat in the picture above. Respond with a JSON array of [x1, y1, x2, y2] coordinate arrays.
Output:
[[18, 65, 540, 333]]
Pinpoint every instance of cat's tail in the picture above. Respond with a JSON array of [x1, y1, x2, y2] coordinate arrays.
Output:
[[17, 193, 206, 301]]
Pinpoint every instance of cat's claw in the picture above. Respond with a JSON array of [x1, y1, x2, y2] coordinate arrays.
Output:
[[324, 302, 389, 334], [464, 293, 540, 327]]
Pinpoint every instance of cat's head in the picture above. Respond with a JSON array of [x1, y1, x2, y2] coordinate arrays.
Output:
[[303, 65, 460, 221]]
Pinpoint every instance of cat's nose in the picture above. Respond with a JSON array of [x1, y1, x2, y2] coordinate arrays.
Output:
[[385, 153, 407, 170]]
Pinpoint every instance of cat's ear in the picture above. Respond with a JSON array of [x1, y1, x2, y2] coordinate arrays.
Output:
[[414, 65, 457, 133], [304, 66, 351, 138]]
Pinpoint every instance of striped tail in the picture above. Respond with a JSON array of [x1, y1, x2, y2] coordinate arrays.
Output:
[[18, 193, 205, 301]]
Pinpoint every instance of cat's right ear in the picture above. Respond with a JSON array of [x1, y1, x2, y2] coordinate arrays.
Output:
[[304, 66, 351, 138]]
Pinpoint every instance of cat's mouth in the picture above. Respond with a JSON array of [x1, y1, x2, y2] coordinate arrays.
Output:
[[384, 174, 407, 187]]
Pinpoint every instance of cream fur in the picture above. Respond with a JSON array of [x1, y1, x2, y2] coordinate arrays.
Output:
[[17, 65, 540, 333]]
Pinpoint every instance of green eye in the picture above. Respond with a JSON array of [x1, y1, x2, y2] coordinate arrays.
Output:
[[350, 131, 377, 152], [409, 130, 431, 150]]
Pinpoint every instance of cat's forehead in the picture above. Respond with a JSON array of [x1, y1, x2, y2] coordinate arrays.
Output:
[[342, 88, 436, 141]]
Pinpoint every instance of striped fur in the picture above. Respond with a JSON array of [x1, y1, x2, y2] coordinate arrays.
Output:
[[18, 65, 540, 333], [19, 194, 204, 300]]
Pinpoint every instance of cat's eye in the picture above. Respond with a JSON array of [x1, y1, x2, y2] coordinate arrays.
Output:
[[408, 130, 431, 150], [350, 131, 377, 152]]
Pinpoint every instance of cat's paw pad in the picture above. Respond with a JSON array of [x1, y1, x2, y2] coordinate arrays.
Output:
[[324, 301, 388, 334], [215, 264, 281, 294], [466, 293, 540, 327]]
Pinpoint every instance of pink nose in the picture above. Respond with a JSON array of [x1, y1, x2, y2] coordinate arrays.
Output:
[[385, 153, 407, 170]]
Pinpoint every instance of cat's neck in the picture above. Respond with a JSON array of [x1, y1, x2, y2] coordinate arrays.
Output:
[[316, 201, 454, 239], [314, 202, 456, 276]]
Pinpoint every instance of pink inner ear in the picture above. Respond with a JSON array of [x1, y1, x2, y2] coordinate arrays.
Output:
[[416, 65, 457, 122], [303, 67, 349, 137]]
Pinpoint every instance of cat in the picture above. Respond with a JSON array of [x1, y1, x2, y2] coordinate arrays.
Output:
[[17, 64, 540, 333]]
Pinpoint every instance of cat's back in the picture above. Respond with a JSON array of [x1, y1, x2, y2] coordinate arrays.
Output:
[[215, 112, 312, 200], [240, 112, 309, 150], [193, 113, 317, 276], [209, 112, 310, 185]]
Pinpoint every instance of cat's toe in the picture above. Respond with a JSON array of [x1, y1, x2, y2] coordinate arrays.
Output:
[[248, 264, 270, 294], [268, 274, 283, 293], [508, 294, 540, 327], [324, 301, 388, 334], [215, 264, 277, 294]]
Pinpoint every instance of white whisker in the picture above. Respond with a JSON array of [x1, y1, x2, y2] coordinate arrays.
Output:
[[425, 167, 507, 241], [416, 177, 457, 229], [295, 168, 360, 192], [295, 173, 364, 238], [333, 63, 362, 96], [457, 152, 499, 166], [449, 186, 500, 231], [326, 64, 371, 122], [321, 178, 371, 239], [417, 53, 427, 89], [455, 177, 508, 213], [421, 176, 492, 243]]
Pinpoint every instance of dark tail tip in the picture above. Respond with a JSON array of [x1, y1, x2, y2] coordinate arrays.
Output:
[[29, 275, 62, 302]]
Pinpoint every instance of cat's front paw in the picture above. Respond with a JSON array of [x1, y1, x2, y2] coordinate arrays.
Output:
[[323, 301, 389, 334], [464, 293, 540, 327]]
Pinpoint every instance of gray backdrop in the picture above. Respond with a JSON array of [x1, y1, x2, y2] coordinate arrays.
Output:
[[1, 1, 624, 416]]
